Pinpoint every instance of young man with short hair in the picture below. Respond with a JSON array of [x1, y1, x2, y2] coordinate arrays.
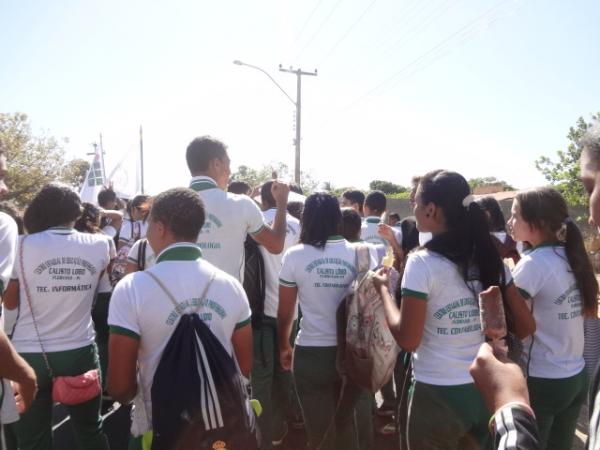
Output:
[[107, 188, 253, 446], [341, 190, 365, 216], [186, 136, 289, 281], [360, 190, 402, 258]]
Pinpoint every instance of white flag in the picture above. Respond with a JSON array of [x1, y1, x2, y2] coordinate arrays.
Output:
[[79, 147, 105, 205], [107, 148, 141, 200]]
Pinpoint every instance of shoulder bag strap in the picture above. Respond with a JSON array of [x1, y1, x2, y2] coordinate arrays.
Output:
[[143, 269, 215, 317], [18, 236, 54, 379]]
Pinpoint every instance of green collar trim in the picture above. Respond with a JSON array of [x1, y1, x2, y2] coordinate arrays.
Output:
[[189, 176, 218, 192], [524, 241, 564, 254], [365, 216, 381, 224], [327, 235, 344, 242], [156, 243, 203, 264]]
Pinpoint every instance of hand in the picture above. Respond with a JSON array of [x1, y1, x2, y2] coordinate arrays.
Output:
[[271, 180, 290, 207], [372, 267, 391, 294], [279, 345, 293, 371], [469, 341, 529, 413], [11, 367, 38, 413], [378, 223, 395, 243]]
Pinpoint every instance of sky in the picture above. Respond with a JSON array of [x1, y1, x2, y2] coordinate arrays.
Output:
[[2, 0, 600, 195]]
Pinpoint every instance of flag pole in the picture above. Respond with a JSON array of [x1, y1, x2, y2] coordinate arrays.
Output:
[[99, 133, 106, 184], [139, 125, 145, 194]]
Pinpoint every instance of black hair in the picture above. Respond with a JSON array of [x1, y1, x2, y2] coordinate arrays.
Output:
[[260, 181, 276, 209], [74, 202, 101, 234], [97, 187, 117, 208], [581, 120, 600, 171], [290, 183, 304, 195], [287, 201, 303, 220], [24, 183, 82, 234], [516, 187, 598, 317], [365, 190, 386, 216], [341, 207, 362, 242], [418, 170, 503, 291], [389, 212, 401, 222], [300, 193, 341, 248], [228, 181, 251, 195], [475, 196, 507, 232], [186, 136, 228, 174], [399, 217, 420, 253], [0, 201, 24, 235], [150, 188, 205, 241], [128, 195, 151, 222], [342, 190, 365, 214]]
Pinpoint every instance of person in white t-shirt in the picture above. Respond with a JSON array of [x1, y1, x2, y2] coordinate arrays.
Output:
[[360, 190, 402, 263], [185, 136, 290, 282], [3, 183, 110, 450], [0, 148, 38, 431], [278, 193, 375, 450], [341, 189, 365, 217], [97, 187, 123, 239], [124, 238, 155, 274], [250, 181, 301, 449], [508, 187, 598, 450], [107, 187, 253, 447], [373, 170, 534, 450]]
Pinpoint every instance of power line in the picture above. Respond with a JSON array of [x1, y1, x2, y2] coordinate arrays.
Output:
[[296, 0, 345, 60], [292, 0, 325, 48], [317, 0, 378, 66], [344, 0, 511, 109]]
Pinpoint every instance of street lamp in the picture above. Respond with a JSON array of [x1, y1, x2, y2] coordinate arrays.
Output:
[[233, 59, 317, 185]]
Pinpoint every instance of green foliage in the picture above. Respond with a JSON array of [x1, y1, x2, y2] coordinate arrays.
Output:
[[368, 179, 408, 194], [0, 113, 93, 206], [535, 113, 599, 207], [468, 176, 515, 192], [61, 158, 90, 191], [231, 162, 319, 194], [386, 191, 411, 200]]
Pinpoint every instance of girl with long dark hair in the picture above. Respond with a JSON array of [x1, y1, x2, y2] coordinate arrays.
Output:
[[509, 187, 598, 450], [373, 170, 534, 450], [277, 193, 374, 450]]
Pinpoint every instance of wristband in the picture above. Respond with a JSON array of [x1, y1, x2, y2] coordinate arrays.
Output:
[[488, 401, 535, 433]]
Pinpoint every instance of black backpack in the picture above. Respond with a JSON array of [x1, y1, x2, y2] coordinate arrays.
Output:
[[145, 271, 260, 450], [242, 236, 266, 329]]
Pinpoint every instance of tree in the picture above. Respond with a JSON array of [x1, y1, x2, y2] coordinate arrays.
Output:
[[0, 113, 67, 206], [231, 162, 319, 194], [468, 176, 515, 192], [368, 180, 407, 194], [61, 158, 90, 191], [0, 113, 90, 206], [535, 113, 599, 207]]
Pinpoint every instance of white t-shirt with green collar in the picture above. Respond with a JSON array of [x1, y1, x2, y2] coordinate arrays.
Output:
[[127, 238, 156, 271], [0, 212, 17, 294], [260, 208, 300, 319], [190, 176, 266, 282], [108, 242, 251, 436], [360, 216, 402, 263], [512, 244, 585, 379], [279, 236, 376, 347], [10, 227, 111, 353], [401, 248, 512, 385]]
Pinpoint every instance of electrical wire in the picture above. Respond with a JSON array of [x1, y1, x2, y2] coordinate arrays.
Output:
[[296, 0, 345, 60], [317, 0, 378, 66], [292, 0, 326, 48]]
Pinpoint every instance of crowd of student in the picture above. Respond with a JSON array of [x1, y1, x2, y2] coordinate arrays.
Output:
[[1, 124, 600, 450]]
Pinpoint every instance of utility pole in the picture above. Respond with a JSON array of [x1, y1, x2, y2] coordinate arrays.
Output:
[[279, 66, 317, 185]]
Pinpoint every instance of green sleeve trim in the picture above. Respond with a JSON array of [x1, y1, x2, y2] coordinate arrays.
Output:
[[109, 325, 141, 340], [506, 279, 514, 287], [235, 317, 251, 330], [517, 287, 531, 299], [279, 278, 297, 287], [127, 257, 138, 264], [401, 288, 428, 301], [249, 224, 266, 236], [0, 280, 4, 293]]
